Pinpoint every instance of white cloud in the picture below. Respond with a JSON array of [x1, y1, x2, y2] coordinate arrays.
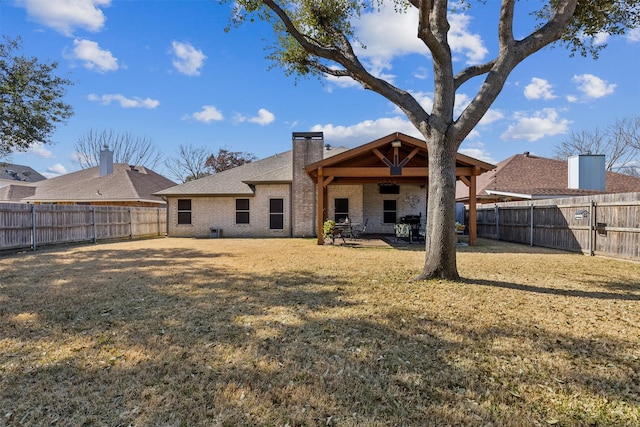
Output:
[[250, 109, 275, 125], [186, 105, 224, 123], [70, 39, 118, 72], [591, 31, 610, 46], [311, 117, 420, 146], [413, 67, 429, 80], [458, 141, 497, 164], [170, 41, 206, 76], [324, 72, 361, 90], [44, 163, 68, 178], [16, 0, 110, 36], [501, 108, 571, 142], [351, 6, 487, 78], [402, 91, 491, 121], [409, 91, 434, 113], [478, 109, 505, 126], [233, 109, 276, 125], [17, 142, 54, 159], [87, 93, 159, 109], [580, 31, 609, 46], [447, 14, 488, 64], [524, 77, 556, 100], [626, 28, 640, 42], [572, 74, 616, 99], [71, 151, 91, 165]]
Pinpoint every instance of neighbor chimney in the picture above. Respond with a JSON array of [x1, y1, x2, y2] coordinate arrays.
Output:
[[568, 154, 605, 191], [99, 147, 114, 177]]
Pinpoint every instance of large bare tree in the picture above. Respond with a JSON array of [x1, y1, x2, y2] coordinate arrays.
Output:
[[554, 116, 640, 174], [74, 129, 163, 170], [164, 144, 212, 183], [224, 0, 638, 280]]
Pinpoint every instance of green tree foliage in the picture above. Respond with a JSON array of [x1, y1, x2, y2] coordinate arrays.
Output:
[[223, 0, 639, 280], [0, 36, 73, 155]]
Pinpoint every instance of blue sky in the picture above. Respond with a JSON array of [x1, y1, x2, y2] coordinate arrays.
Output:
[[2, 0, 639, 180]]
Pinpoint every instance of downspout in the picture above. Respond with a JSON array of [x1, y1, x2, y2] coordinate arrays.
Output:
[[289, 183, 293, 237], [162, 196, 169, 236]]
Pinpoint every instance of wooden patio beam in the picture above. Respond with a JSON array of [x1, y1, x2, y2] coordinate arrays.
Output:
[[321, 166, 477, 177]]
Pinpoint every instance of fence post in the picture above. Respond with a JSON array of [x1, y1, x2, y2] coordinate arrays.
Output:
[[530, 204, 534, 246], [129, 208, 133, 239], [31, 204, 37, 251], [589, 200, 595, 256], [495, 204, 500, 240], [92, 207, 97, 243]]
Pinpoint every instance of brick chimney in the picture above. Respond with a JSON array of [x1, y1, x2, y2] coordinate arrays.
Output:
[[291, 132, 324, 237]]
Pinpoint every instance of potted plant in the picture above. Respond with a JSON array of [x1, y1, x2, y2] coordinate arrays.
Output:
[[323, 219, 336, 240]]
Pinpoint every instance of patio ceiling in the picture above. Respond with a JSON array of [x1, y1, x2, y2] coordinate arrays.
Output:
[[304, 132, 496, 246]]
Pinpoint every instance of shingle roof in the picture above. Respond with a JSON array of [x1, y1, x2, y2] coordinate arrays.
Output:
[[0, 163, 47, 182], [23, 163, 176, 204], [0, 182, 38, 202], [156, 146, 349, 197], [456, 153, 640, 201]]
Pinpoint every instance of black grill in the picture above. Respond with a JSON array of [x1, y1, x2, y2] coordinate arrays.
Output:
[[400, 215, 421, 225]]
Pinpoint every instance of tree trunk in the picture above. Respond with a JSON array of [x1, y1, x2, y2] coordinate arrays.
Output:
[[415, 132, 460, 281]]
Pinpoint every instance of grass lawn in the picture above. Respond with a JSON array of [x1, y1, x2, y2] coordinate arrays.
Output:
[[1, 237, 639, 426]]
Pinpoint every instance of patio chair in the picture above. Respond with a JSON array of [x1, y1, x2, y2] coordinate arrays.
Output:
[[350, 218, 368, 239], [394, 223, 412, 243]]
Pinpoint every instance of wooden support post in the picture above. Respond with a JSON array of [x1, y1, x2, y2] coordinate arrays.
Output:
[[468, 175, 477, 246], [316, 167, 325, 245]]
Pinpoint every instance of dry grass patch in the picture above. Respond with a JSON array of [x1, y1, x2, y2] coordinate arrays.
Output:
[[1, 238, 639, 426]]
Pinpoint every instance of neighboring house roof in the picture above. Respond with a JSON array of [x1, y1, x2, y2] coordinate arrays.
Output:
[[0, 164, 47, 182], [0, 181, 38, 202], [456, 152, 640, 202], [23, 163, 176, 204], [156, 146, 349, 197]]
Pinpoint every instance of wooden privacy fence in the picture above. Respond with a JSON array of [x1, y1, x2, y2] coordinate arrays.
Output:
[[0, 203, 167, 251], [476, 192, 640, 260]]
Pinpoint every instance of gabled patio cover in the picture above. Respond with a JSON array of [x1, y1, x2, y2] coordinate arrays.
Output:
[[305, 132, 495, 245]]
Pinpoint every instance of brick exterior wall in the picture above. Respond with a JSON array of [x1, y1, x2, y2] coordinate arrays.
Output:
[[327, 184, 364, 223], [166, 183, 291, 238], [291, 133, 324, 237], [362, 183, 427, 234]]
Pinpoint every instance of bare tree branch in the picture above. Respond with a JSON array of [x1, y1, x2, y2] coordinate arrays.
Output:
[[74, 129, 163, 170]]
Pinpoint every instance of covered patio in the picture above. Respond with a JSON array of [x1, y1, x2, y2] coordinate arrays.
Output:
[[304, 132, 495, 246]]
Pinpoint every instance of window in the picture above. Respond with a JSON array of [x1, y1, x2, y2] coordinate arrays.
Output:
[[379, 183, 400, 194], [383, 200, 397, 224], [236, 198, 250, 224], [177, 199, 192, 225], [269, 198, 284, 230], [334, 198, 349, 222]]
